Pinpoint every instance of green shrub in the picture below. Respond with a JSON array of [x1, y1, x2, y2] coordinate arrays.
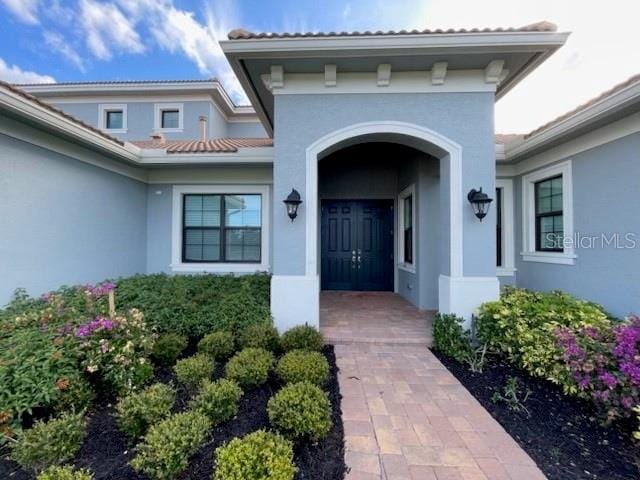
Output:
[[280, 325, 323, 352], [151, 333, 187, 366], [130, 410, 211, 480], [198, 331, 236, 360], [225, 348, 274, 389], [267, 382, 331, 441], [213, 289, 272, 335], [432, 314, 472, 362], [276, 350, 329, 386], [36, 465, 93, 480], [238, 323, 280, 352], [53, 374, 95, 414], [11, 412, 85, 473], [213, 430, 296, 480], [476, 287, 610, 384], [115, 383, 175, 439], [189, 379, 243, 425], [174, 354, 214, 390], [634, 406, 640, 441]]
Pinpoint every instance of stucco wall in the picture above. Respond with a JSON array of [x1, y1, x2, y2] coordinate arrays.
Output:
[[513, 132, 640, 317], [0, 131, 147, 305], [272, 92, 496, 280], [227, 122, 268, 138]]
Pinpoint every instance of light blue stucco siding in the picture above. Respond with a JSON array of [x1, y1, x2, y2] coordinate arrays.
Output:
[[227, 122, 268, 138], [514, 132, 640, 317], [51, 101, 229, 141], [0, 131, 147, 306], [272, 92, 497, 280]]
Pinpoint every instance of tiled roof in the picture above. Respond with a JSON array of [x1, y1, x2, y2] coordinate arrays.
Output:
[[228, 22, 557, 40], [525, 73, 640, 139], [495, 133, 523, 145], [13, 79, 218, 87], [0, 81, 124, 145], [131, 138, 273, 153]]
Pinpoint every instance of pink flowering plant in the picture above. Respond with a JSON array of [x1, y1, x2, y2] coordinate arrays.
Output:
[[555, 315, 640, 422], [76, 308, 156, 395]]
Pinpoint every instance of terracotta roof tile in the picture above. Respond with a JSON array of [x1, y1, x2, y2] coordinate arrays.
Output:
[[130, 138, 273, 153], [0, 81, 124, 146], [228, 22, 557, 40], [495, 133, 524, 144], [525, 73, 640, 139]]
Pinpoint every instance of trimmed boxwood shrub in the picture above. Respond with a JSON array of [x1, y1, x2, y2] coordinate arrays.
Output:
[[198, 331, 236, 360], [36, 466, 93, 480], [151, 333, 187, 366], [280, 325, 323, 352], [267, 382, 332, 441], [11, 412, 86, 473], [238, 323, 280, 352], [213, 289, 272, 335], [130, 410, 211, 480], [276, 350, 329, 386], [432, 313, 472, 362], [174, 354, 214, 390], [115, 383, 175, 439], [213, 430, 296, 480], [225, 348, 274, 389], [189, 379, 243, 425]]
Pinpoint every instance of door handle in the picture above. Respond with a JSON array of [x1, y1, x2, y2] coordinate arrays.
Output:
[[351, 250, 357, 269]]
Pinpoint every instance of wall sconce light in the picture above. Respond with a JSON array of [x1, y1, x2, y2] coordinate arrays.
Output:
[[283, 188, 302, 221], [467, 187, 493, 221]]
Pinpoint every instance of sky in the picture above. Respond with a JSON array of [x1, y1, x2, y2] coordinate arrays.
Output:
[[0, 0, 639, 133]]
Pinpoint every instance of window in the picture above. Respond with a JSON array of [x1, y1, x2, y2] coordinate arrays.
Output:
[[535, 175, 563, 252], [162, 110, 180, 129], [98, 104, 127, 132], [496, 187, 502, 267], [398, 184, 416, 272], [403, 196, 413, 264], [496, 179, 515, 276], [171, 185, 270, 273], [182, 194, 261, 263], [154, 103, 183, 131], [521, 160, 574, 265]]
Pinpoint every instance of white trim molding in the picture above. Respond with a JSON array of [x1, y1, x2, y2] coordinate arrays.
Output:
[[305, 120, 463, 279], [397, 184, 416, 273], [170, 185, 270, 273], [438, 275, 500, 325], [271, 275, 320, 331], [98, 104, 127, 133], [154, 103, 184, 132], [521, 160, 576, 265], [496, 179, 515, 276]]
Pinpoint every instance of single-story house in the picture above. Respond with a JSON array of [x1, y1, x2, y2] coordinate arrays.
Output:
[[1, 21, 638, 329]]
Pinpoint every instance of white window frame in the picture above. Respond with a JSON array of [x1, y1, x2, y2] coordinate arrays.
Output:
[[154, 103, 184, 132], [98, 104, 127, 133], [171, 185, 270, 273], [397, 184, 416, 273], [496, 179, 516, 276], [521, 160, 576, 265]]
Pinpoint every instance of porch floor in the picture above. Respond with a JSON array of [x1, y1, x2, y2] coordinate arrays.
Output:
[[320, 291, 545, 480], [320, 291, 434, 346]]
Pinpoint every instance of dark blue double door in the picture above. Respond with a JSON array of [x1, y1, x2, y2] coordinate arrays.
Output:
[[321, 200, 394, 291]]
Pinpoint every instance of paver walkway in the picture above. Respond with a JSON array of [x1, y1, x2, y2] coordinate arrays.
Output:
[[320, 292, 546, 480]]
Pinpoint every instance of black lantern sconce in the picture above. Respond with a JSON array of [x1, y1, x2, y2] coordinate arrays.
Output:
[[467, 187, 493, 221], [283, 188, 302, 221]]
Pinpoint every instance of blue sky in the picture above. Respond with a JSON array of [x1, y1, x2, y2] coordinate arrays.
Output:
[[1, 0, 638, 132]]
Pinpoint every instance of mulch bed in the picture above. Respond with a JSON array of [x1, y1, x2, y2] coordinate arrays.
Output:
[[1, 345, 345, 480], [433, 350, 640, 480]]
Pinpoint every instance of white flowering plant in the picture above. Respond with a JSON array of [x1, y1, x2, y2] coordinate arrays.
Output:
[[76, 308, 156, 395]]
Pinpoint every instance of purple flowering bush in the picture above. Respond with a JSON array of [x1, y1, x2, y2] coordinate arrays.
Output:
[[76, 309, 155, 395], [555, 316, 640, 421]]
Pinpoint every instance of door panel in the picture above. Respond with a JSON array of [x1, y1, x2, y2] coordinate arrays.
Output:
[[321, 200, 393, 291]]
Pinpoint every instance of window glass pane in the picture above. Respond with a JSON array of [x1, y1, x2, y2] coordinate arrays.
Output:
[[404, 196, 412, 229], [551, 193, 563, 212], [225, 228, 261, 261], [106, 110, 123, 129], [537, 194, 551, 213], [225, 195, 261, 227], [184, 195, 220, 227], [184, 228, 220, 261], [551, 177, 563, 195], [161, 109, 180, 129]]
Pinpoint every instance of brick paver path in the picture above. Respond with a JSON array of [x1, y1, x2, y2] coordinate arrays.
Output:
[[321, 292, 546, 480]]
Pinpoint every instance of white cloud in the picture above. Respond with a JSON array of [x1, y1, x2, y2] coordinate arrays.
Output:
[[408, 0, 640, 133], [79, 0, 144, 60], [43, 31, 86, 72], [1, 0, 40, 24], [0, 57, 54, 84]]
